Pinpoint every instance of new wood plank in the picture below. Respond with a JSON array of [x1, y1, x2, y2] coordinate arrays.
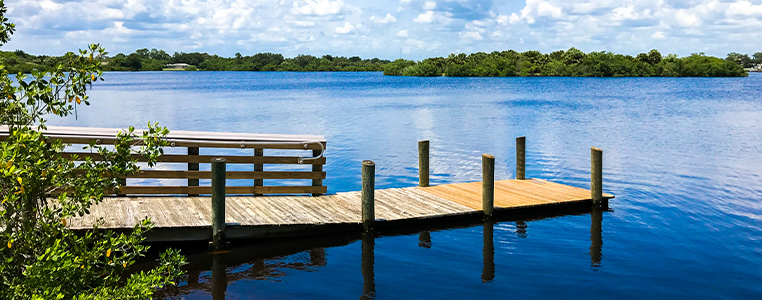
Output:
[[418, 179, 614, 211]]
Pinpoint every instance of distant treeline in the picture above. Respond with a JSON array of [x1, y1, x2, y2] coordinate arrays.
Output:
[[0, 48, 391, 73], [0, 48, 758, 77], [383, 48, 753, 77]]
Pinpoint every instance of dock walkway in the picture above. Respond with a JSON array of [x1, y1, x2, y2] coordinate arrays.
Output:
[[70, 179, 613, 242]]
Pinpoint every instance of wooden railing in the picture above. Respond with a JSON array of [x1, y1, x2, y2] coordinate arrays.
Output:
[[1, 126, 327, 196]]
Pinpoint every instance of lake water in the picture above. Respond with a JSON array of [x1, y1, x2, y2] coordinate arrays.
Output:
[[48, 72, 762, 299]]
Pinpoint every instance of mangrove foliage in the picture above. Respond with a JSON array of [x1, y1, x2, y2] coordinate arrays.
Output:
[[383, 49, 750, 77]]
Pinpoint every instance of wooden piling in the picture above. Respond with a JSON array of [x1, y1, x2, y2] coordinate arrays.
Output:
[[516, 136, 526, 180], [254, 149, 263, 196], [482, 154, 495, 216], [211, 157, 226, 249], [362, 160, 375, 232], [591, 147, 603, 206], [418, 140, 429, 187], [188, 147, 199, 196], [312, 149, 323, 196]]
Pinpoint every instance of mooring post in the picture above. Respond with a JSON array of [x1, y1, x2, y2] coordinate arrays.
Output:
[[362, 160, 375, 233], [419, 140, 429, 187], [591, 147, 603, 206], [254, 149, 263, 196], [516, 136, 526, 180], [312, 149, 323, 196], [188, 147, 199, 196], [211, 157, 226, 250], [482, 154, 495, 217]]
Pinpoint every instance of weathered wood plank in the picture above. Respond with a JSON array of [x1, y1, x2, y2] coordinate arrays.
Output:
[[61, 153, 326, 165], [126, 170, 326, 180], [67, 179, 615, 242], [117, 185, 327, 195]]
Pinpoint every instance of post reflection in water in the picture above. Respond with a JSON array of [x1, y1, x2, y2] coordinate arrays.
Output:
[[482, 221, 495, 283], [211, 253, 227, 300], [361, 234, 376, 300], [310, 248, 327, 266], [418, 231, 432, 248], [590, 206, 603, 268], [516, 221, 528, 238]]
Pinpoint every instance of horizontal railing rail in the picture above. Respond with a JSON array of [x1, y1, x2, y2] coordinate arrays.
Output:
[[1, 126, 327, 196]]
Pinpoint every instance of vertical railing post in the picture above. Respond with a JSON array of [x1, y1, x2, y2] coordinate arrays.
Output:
[[312, 148, 323, 196], [516, 136, 526, 180], [211, 157, 226, 250], [254, 149, 263, 196], [362, 160, 375, 233], [482, 154, 495, 217], [418, 140, 429, 187], [591, 147, 603, 206], [117, 178, 126, 196], [188, 147, 199, 196]]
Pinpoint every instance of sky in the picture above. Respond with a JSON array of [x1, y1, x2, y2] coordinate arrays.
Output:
[[3, 0, 762, 60]]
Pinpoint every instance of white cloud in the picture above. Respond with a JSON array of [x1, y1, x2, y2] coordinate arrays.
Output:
[[370, 13, 397, 24], [39, 0, 63, 10], [291, 20, 316, 27], [676, 10, 700, 27], [496, 15, 510, 25], [460, 31, 483, 40], [5, 0, 762, 61], [726, 1, 762, 16], [511, 0, 565, 24], [414, 11, 435, 23], [335, 22, 354, 34], [291, 0, 345, 16]]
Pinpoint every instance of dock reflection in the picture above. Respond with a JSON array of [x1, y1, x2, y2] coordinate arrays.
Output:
[[361, 234, 376, 300], [482, 221, 495, 283], [211, 254, 227, 300], [418, 231, 432, 248], [590, 206, 603, 268], [147, 204, 609, 298]]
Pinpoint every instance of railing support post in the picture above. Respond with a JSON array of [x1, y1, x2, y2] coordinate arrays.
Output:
[[254, 149, 263, 196], [362, 160, 375, 233], [312, 149, 323, 196], [482, 154, 495, 217], [419, 140, 429, 187], [591, 147, 603, 207], [516, 136, 525, 180], [188, 147, 199, 196], [211, 157, 226, 250], [117, 178, 126, 196]]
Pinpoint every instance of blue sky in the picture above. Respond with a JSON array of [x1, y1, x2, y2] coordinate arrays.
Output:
[[4, 0, 762, 60]]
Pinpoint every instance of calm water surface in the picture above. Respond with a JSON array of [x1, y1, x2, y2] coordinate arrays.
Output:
[[49, 72, 762, 299]]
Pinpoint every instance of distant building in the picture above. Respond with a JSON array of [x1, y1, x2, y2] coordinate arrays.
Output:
[[164, 63, 190, 70]]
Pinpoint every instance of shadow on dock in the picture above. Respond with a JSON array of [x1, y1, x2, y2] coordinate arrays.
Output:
[[149, 202, 610, 299]]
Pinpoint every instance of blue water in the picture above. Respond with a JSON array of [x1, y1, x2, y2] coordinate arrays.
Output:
[[49, 72, 762, 299]]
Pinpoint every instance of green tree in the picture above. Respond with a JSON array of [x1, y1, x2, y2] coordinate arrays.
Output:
[[0, 1, 186, 298]]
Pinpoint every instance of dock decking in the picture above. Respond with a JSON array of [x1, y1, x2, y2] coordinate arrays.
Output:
[[69, 179, 613, 242]]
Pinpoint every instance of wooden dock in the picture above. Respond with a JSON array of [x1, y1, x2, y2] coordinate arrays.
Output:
[[69, 179, 613, 242], [2, 126, 615, 243]]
